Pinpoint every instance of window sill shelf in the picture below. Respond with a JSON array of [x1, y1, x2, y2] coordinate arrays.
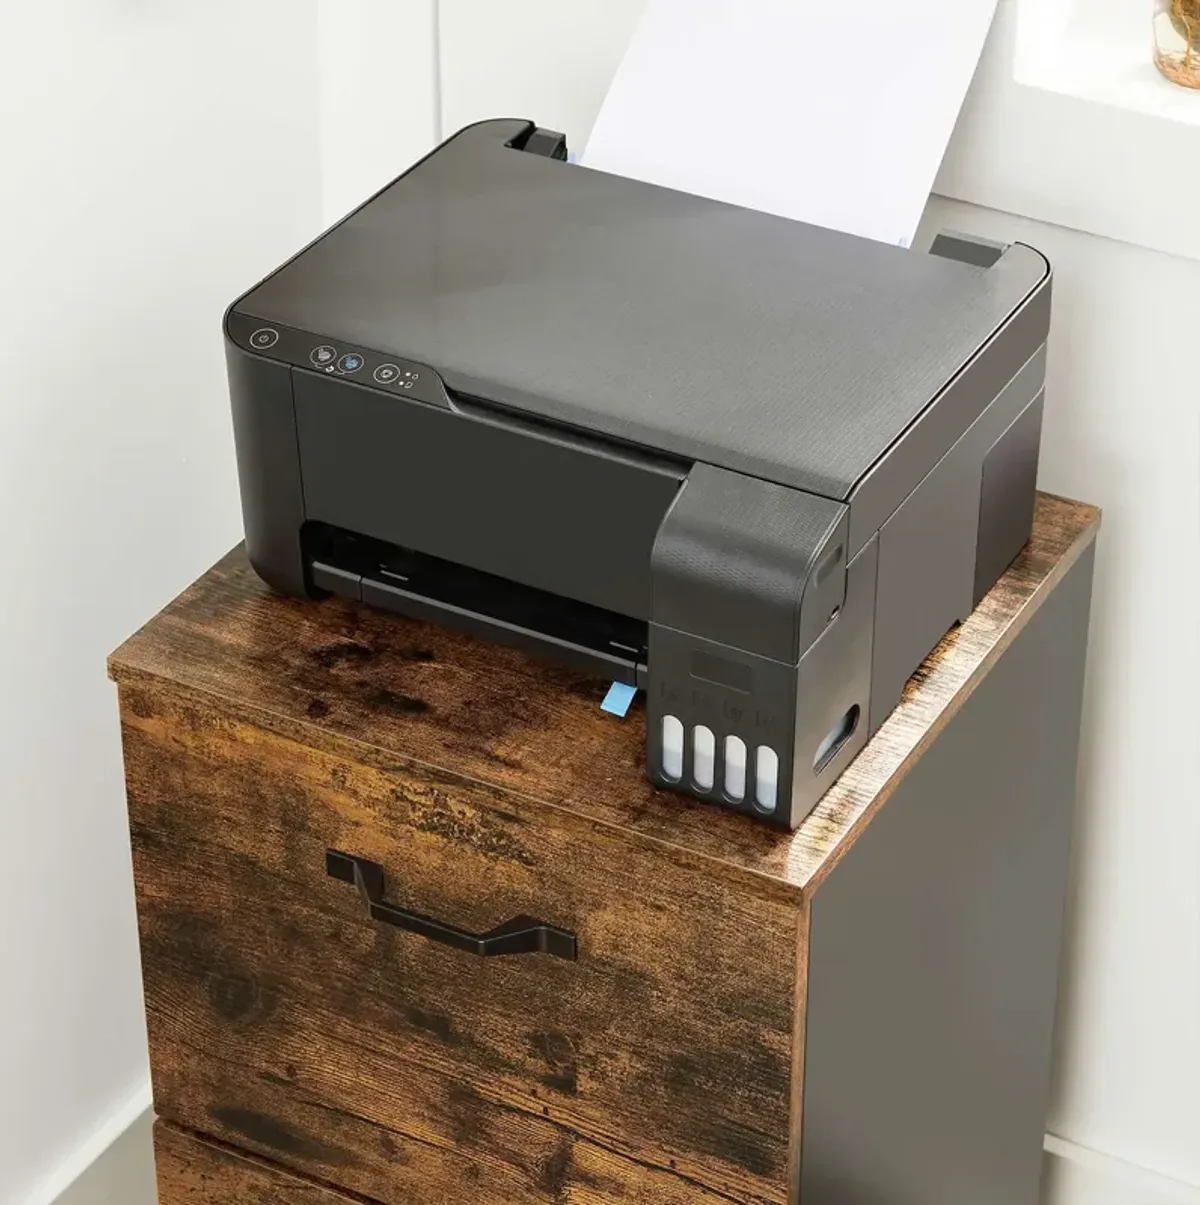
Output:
[[936, 0, 1200, 261]]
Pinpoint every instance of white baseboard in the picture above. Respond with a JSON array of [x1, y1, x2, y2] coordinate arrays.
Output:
[[23, 1078, 153, 1205], [1043, 1133, 1200, 1205]]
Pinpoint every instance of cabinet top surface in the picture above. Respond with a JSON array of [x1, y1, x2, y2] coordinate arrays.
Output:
[[110, 493, 1098, 896]]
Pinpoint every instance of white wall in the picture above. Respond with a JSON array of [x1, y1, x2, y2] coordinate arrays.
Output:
[[435, 2, 1200, 1200], [316, 0, 439, 223], [0, 3, 325, 1202]]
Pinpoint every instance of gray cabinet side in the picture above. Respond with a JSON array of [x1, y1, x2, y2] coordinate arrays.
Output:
[[799, 547, 1095, 1205]]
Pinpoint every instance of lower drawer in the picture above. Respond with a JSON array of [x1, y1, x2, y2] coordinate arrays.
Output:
[[154, 1122, 355, 1204]]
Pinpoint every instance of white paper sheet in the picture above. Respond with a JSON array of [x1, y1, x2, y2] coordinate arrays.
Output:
[[583, 0, 1000, 248]]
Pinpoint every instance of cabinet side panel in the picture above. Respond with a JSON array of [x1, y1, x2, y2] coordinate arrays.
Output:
[[800, 547, 1093, 1205], [788, 903, 812, 1205]]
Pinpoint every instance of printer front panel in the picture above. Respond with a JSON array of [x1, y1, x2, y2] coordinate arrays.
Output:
[[225, 309, 699, 685], [291, 368, 685, 623]]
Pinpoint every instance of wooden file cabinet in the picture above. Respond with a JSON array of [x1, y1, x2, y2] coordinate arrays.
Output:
[[110, 494, 1098, 1205]]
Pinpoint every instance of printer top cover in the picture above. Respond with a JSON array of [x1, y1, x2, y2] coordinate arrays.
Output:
[[233, 119, 1047, 502]]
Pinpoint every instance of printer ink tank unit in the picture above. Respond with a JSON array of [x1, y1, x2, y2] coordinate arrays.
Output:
[[225, 119, 1050, 830]]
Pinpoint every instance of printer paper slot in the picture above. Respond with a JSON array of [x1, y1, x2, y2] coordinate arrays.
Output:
[[306, 525, 648, 686]]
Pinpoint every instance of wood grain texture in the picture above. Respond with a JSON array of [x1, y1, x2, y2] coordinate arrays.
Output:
[[154, 1122, 359, 1204], [123, 682, 796, 1204]]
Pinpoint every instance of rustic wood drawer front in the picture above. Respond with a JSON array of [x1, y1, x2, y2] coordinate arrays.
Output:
[[155, 1123, 357, 1204], [124, 682, 802, 1205]]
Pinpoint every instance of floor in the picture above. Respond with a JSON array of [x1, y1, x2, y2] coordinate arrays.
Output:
[[57, 1110, 158, 1205]]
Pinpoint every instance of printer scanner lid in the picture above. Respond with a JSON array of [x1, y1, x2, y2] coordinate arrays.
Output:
[[234, 119, 1049, 502]]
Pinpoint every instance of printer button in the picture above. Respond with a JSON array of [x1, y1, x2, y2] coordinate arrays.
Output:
[[249, 327, 279, 350], [373, 363, 401, 385], [661, 715, 684, 782], [754, 746, 779, 814], [337, 352, 364, 374], [310, 345, 338, 368], [692, 725, 715, 792]]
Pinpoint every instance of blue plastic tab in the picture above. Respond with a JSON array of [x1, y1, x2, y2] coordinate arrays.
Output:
[[601, 681, 637, 718]]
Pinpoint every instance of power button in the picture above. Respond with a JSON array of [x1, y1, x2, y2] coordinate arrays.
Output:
[[250, 328, 279, 350]]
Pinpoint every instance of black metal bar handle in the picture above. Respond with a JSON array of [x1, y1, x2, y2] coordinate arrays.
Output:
[[325, 850, 578, 961]]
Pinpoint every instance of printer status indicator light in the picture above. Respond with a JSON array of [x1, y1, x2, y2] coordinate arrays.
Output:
[[311, 345, 337, 368]]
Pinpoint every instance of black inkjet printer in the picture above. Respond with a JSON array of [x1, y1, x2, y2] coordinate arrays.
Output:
[[224, 119, 1050, 829]]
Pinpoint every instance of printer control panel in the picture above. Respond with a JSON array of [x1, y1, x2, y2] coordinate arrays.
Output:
[[227, 310, 451, 409]]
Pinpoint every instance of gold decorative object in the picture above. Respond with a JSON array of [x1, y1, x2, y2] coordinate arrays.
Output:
[[1154, 0, 1200, 88]]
